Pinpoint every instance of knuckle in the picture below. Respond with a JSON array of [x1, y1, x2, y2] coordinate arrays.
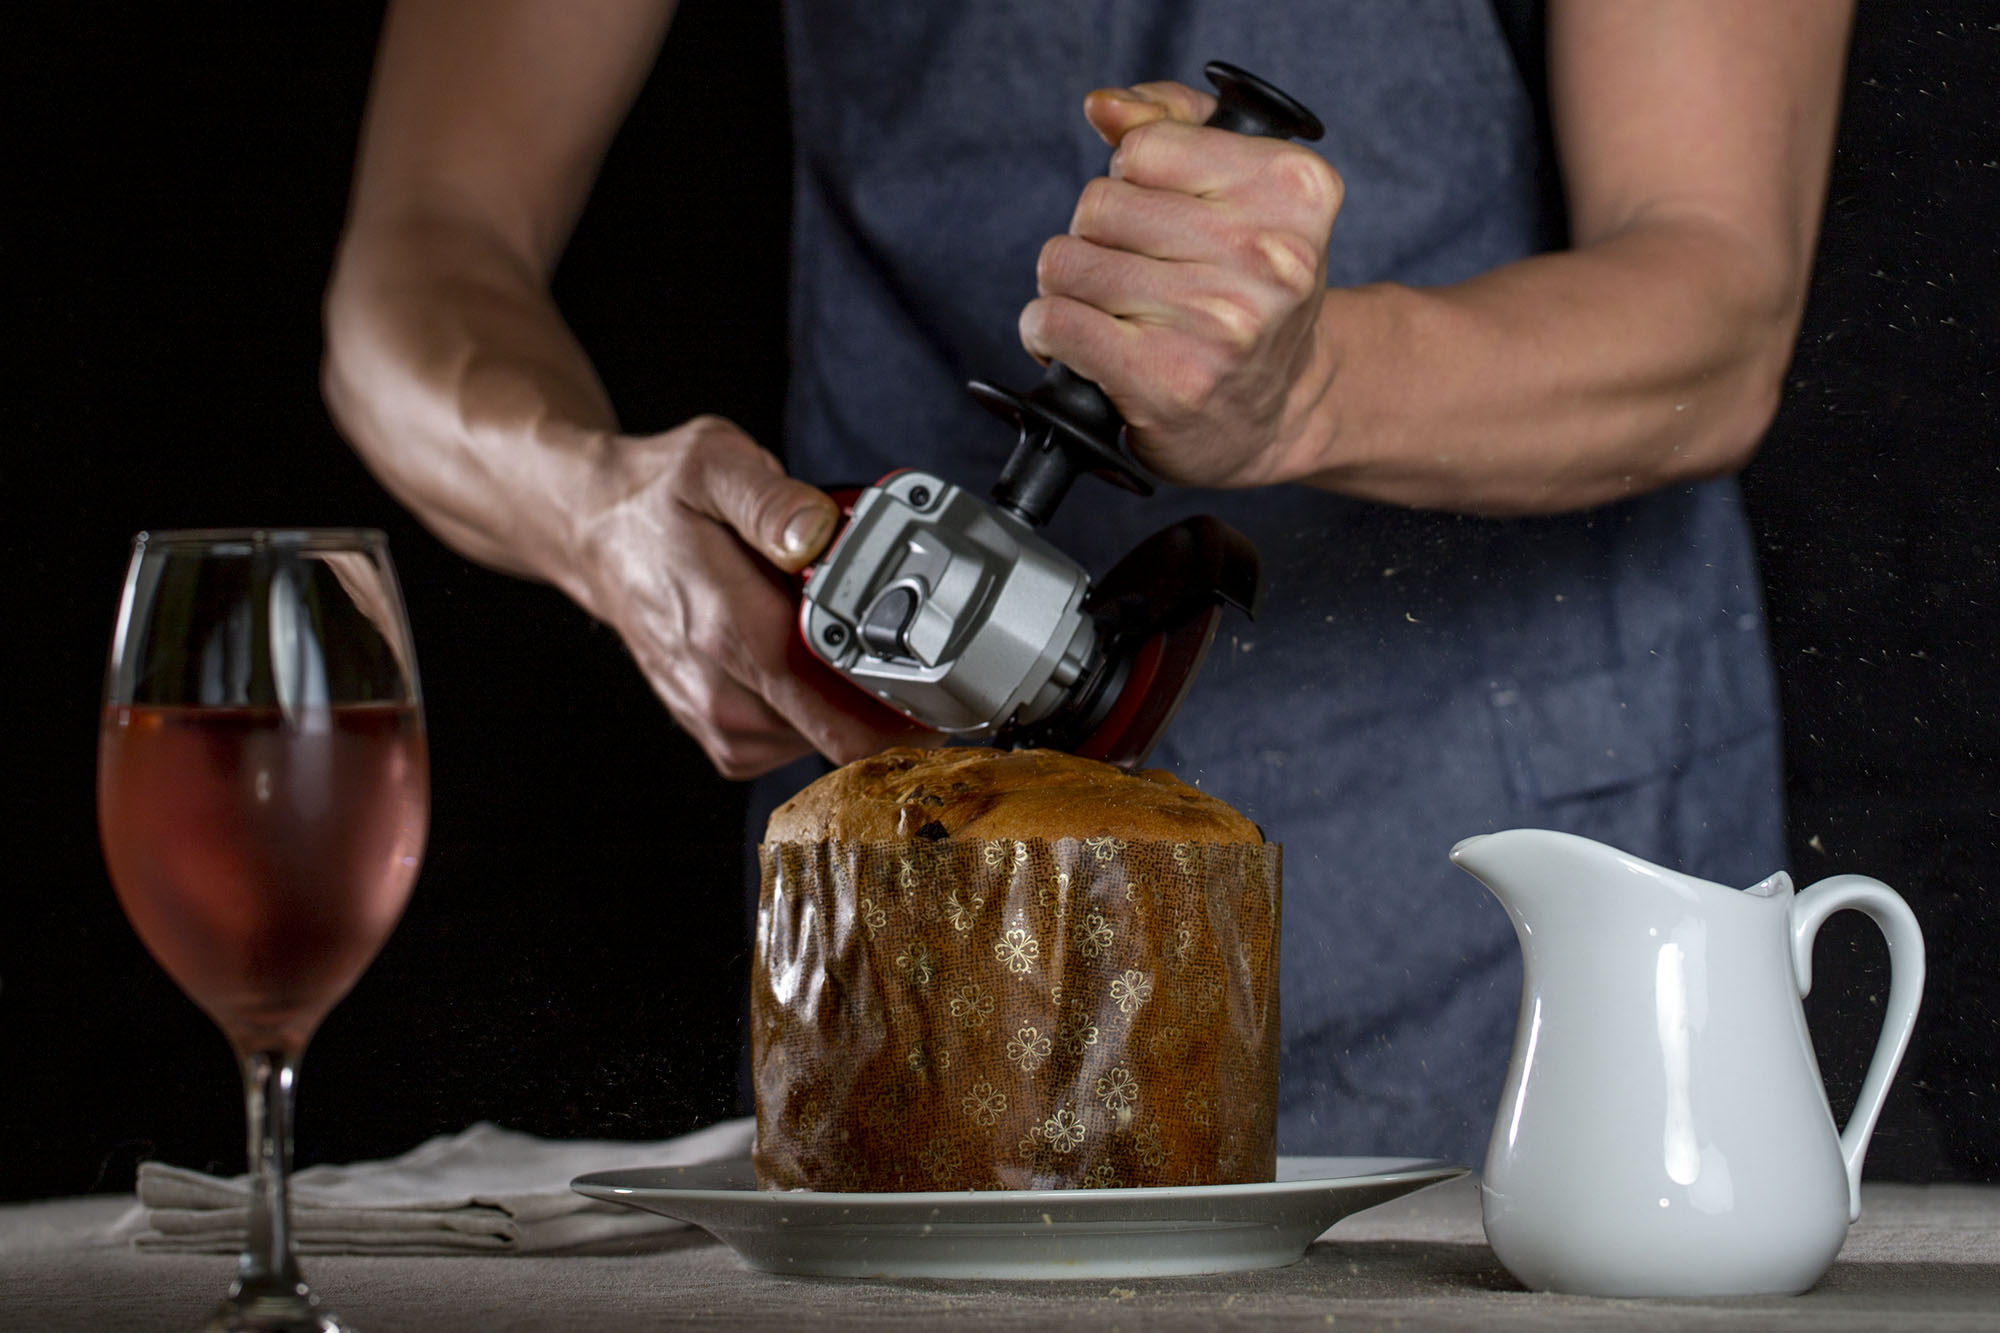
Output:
[[1123, 118, 1167, 152], [1023, 286, 1091, 359], [1155, 356, 1221, 421], [1271, 148, 1343, 217], [1037, 234, 1097, 295], [1017, 298, 1051, 357], [823, 731, 886, 768], [1249, 227, 1323, 298], [1071, 176, 1116, 237], [709, 737, 771, 782], [708, 740, 762, 782], [743, 478, 806, 545], [1110, 120, 1161, 175], [1196, 290, 1264, 355], [673, 414, 758, 469], [677, 439, 795, 543], [674, 415, 746, 469], [1035, 234, 1069, 291], [653, 433, 702, 492], [682, 683, 782, 780]]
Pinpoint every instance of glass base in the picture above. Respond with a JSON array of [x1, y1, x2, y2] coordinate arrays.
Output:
[[200, 1291, 345, 1332]]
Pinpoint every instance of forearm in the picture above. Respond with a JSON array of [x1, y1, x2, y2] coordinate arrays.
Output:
[[322, 0, 687, 603], [322, 208, 627, 604], [1043, 2, 1847, 511], [1288, 214, 1802, 515], [319, 0, 916, 776]]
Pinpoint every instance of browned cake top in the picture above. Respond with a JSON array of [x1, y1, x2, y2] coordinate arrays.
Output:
[[764, 746, 1261, 844]]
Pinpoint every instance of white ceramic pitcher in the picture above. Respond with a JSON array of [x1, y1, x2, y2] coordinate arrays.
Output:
[[1450, 829, 1925, 1297]]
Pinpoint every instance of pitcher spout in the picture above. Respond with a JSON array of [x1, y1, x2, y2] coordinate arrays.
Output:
[[1450, 828, 1603, 906], [1450, 827, 1691, 923]]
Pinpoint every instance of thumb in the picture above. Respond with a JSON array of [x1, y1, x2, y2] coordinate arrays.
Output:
[[761, 484, 840, 573], [1082, 81, 1215, 147], [673, 417, 840, 573]]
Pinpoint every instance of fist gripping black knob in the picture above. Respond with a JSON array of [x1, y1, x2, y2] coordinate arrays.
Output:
[[969, 62, 1324, 528]]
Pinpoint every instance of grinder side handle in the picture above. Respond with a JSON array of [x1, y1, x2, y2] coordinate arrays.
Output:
[[970, 61, 1326, 528]]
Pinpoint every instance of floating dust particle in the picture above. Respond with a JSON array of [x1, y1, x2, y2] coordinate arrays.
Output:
[[1810, 835, 1826, 853]]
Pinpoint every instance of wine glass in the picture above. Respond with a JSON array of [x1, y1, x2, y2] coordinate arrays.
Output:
[[97, 529, 428, 1332]]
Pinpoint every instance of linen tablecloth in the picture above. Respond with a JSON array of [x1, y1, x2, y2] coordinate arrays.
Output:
[[2, 1175, 1996, 1331]]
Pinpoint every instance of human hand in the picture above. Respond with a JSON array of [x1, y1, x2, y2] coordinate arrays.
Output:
[[1019, 81, 1344, 489], [573, 415, 926, 779]]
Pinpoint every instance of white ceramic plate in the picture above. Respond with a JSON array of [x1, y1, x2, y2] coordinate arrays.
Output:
[[571, 1155, 1465, 1279]]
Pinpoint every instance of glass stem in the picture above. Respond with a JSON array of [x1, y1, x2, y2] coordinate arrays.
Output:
[[232, 1049, 312, 1310]]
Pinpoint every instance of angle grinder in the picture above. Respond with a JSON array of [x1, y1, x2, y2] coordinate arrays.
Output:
[[798, 62, 1323, 769]]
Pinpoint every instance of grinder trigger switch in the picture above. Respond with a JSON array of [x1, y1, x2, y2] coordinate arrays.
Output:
[[859, 583, 923, 661]]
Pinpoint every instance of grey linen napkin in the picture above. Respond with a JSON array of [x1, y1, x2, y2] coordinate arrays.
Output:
[[128, 1117, 754, 1256]]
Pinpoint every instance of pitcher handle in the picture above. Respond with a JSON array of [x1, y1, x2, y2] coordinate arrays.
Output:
[[1788, 875, 1926, 1222]]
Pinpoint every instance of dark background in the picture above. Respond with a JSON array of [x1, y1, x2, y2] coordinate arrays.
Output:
[[5, 3, 1994, 1199]]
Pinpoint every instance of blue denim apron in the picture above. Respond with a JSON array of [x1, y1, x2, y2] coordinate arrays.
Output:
[[773, 0, 1785, 1166]]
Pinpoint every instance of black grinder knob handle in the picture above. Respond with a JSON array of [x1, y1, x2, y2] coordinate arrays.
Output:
[[1200, 60, 1325, 141], [972, 62, 1324, 527]]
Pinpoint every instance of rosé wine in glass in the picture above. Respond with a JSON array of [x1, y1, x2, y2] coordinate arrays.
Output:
[[99, 702, 426, 1057]]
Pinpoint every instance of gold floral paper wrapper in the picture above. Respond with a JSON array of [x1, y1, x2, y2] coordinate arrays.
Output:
[[752, 837, 1281, 1191]]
